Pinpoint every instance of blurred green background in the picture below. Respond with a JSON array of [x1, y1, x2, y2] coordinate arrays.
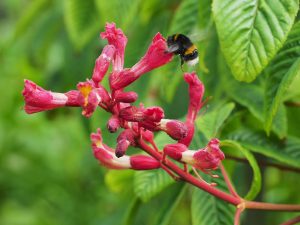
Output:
[[0, 0, 300, 225]]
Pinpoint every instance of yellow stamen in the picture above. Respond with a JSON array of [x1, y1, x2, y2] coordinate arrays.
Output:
[[79, 84, 92, 106]]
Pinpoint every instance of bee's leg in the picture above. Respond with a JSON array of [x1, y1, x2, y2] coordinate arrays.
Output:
[[180, 57, 185, 72]]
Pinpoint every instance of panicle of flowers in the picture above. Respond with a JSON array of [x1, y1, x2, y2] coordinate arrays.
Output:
[[22, 22, 225, 180]]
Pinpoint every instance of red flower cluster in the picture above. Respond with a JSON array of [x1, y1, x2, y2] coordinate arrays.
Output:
[[22, 23, 224, 174]]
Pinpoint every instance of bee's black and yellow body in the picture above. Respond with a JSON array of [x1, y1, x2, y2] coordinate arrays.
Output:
[[166, 34, 198, 68]]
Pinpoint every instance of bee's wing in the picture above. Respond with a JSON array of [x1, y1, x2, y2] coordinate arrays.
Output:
[[188, 29, 212, 42], [166, 44, 179, 53]]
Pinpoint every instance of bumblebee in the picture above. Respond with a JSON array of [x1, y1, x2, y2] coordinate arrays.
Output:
[[166, 34, 199, 68]]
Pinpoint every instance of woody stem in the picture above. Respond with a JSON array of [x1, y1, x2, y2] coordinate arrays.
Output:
[[137, 139, 300, 212]]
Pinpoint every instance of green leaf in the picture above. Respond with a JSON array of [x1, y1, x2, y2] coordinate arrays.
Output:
[[105, 170, 134, 193], [12, 0, 52, 41], [221, 140, 262, 200], [155, 184, 187, 225], [228, 84, 287, 138], [219, 55, 287, 138], [198, 0, 212, 29], [64, 0, 99, 50], [213, 0, 299, 82], [264, 21, 300, 134], [196, 102, 235, 140], [95, 0, 141, 31], [134, 169, 173, 202], [227, 129, 300, 168], [122, 197, 141, 225], [169, 0, 199, 34], [191, 170, 235, 225]]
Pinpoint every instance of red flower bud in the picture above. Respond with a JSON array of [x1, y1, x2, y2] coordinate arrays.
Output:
[[92, 45, 115, 85], [130, 155, 160, 170], [159, 119, 188, 140], [115, 139, 130, 158], [114, 90, 138, 103], [107, 115, 120, 133], [163, 143, 187, 160], [115, 129, 136, 157], [178, 123, 194, 147], [141, 129, 154, 143]]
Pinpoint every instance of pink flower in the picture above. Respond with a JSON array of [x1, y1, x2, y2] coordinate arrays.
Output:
[[91, 129, 159, 170], [101, 23, 127, 72], [91, 129, 131, 169], [23, 79, 80, 114], [109, 33, 173, 90], [131, 33, 173, 76], [77, 81, 101, 118], [163, 139, 224, 171], [179, 72, 205, 147], [92, 45, 115, 85], [184, 72, 205, 122]]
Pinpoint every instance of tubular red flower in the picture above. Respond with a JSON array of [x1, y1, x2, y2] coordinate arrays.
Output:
[[109, 69, 135, 90], [109, 33, 173, 90], [77, 81, 101, 118], [184, 72, 205, 122], [179, 138, 224, 171], [206, 138, 225, 161], [100, 22, 127, 72], [91, 129, 159, 170], [91, 129, 131, 169], [23, 79, 80, 114], [193, 150, 220, 170], [119, 106, 164, 122], [131, 33, 173, 76], [92, 45, 115, 85], [179, 72, 205, 147]]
